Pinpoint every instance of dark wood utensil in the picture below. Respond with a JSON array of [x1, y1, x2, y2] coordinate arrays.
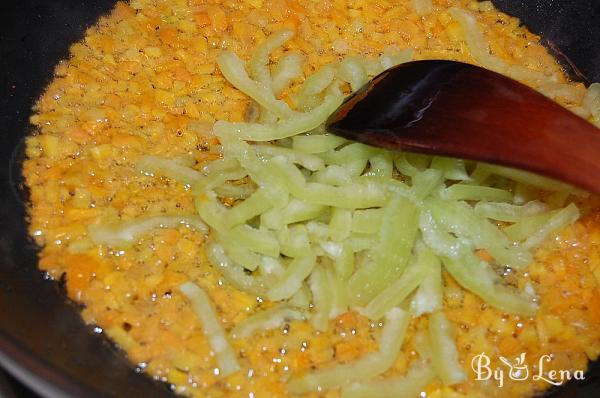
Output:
[[326, 60, 600, 193]]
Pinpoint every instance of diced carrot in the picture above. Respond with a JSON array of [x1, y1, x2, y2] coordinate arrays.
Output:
[[475, 249, 493, 262], [112, 2, 135, 21], [159, 26, 178, 44], [193, 12, 211, 28], [172, 66, 192, 83], [206, 6, 228, 33], [65, 127, 91, 144], [64, 254, 100, 300], [336, 311, 358, 328]]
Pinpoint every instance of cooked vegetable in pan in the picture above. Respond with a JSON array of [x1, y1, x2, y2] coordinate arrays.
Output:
[[24, 0, 600, 397]]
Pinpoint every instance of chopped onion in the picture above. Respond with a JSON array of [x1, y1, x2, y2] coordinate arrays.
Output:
[[137, 155, 204, 186], [134, 31, 587, 388], [410, 252, 443, 317], [88, 215, 207, 248], [348, 195, 419, 305], [583, 82, 600, 125], [442, 251, 538, 315], [380, 47, 414, 70], [474, 200, 549, 222], [287, 308, 410, 394], [360, 244, 433, 320], [213, 94, 342, 142], [342, 361, 435, 398], [337, 56, 368, 92], [411, 0, 433, 16], [272, 52, 305, 95], [522, 203, 579, 250], [309, 265, 333, 331], [217, 51, 293, 118], [429, 311, 466, 385], [232, 303, 306, 339], [206, 243, 266, 295], [448, 7, 508, 73], [248, 29, 294, 86], [267, 251, 317, 301], [179, 281, 240, 377]]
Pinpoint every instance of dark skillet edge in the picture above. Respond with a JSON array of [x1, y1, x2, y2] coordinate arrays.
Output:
[[438, 1, 600, 394], [1, 144, 177, 397], [0, 0, 176, 396], [0, 311, 172, 398], [0, 1, 599, 398], [0, 332, 92, 398], [492, 0, 600, 84], [541, 358, 600, 398], [0, 370, 18, 398]]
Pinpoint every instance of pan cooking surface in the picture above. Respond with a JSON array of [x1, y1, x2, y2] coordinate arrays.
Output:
[[0, 0, 598, 397]]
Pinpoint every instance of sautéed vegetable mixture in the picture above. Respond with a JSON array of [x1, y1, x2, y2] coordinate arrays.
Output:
[[24, 0, 600, 397]]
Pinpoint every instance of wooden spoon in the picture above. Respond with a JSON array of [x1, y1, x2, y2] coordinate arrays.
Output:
[[325, 60, 600, 193]]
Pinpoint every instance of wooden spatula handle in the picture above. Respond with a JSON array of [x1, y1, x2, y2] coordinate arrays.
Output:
[[328, 61, 600, 193]]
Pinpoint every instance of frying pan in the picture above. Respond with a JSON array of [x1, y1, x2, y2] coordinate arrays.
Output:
[[1, 0, 599, 397]]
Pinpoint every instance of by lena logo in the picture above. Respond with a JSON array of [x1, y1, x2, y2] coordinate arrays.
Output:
[[471, 352, 585, 387]]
